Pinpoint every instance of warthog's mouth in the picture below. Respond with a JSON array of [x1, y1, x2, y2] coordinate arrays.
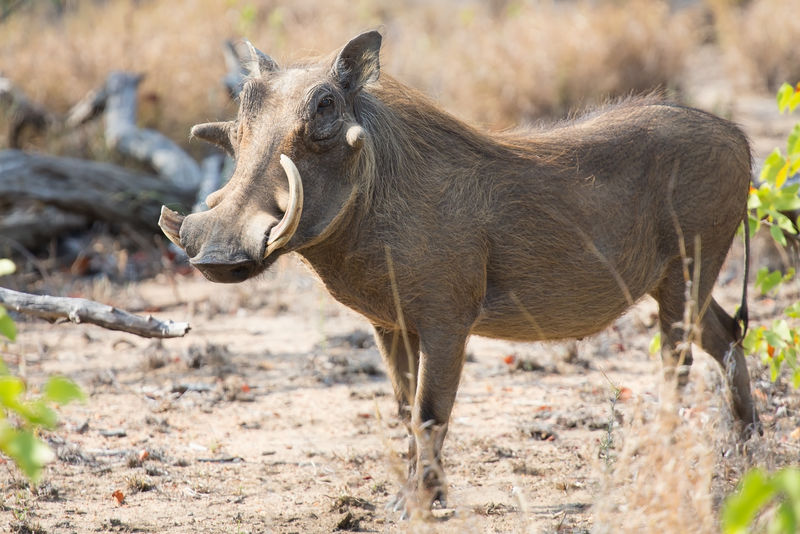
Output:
[[158, 154, 304, 283]]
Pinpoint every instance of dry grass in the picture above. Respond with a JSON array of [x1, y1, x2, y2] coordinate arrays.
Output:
[[709, 0, 800, 90], [593, 345, 800, 533], [593, 371, 722, 533], [1, 0, 697, 155]]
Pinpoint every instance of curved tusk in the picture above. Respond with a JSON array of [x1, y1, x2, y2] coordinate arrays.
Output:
[[158, 206, 185, 248], [265, 154, 304, 257]]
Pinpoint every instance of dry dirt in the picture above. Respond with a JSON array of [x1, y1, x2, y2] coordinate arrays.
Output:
[[2, 241, 799, 534]]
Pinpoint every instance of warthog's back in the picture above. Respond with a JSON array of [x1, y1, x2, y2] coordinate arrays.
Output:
[[473, 101, 751, 341]]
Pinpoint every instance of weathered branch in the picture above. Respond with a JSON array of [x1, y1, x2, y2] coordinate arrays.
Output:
[[0, 149, 195, 232], [0, 287, 190, 338], [103, 72, 201, 193], [0, 205, 87, 250], [65, 85, 107, 128]]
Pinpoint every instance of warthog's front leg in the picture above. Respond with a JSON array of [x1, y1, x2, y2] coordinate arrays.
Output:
[[372, 325, 420, 476], [391, 326, 469, 515]]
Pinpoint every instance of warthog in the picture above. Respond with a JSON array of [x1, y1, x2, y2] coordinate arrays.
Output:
[[160, 31, 760, 511]]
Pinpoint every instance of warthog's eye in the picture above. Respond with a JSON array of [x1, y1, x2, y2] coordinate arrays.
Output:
[[317, 95, 334, 110]]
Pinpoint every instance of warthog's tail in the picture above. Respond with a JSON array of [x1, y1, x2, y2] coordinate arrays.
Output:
[[734, 215, 750, 340]]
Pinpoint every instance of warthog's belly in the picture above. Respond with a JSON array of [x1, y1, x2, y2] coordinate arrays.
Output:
[[471, 284, 647, 342]]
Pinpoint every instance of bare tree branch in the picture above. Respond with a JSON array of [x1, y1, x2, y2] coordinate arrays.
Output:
[[0, 287, 190, 338], [103, 72, 201, 193]]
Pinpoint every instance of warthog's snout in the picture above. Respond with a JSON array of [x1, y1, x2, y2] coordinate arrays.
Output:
[[188, 251, 259, 284], [158, 154, 304, 284], [159, 206, 262, 283]]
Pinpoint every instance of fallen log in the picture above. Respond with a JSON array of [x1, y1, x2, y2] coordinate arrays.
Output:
[[0, 287, 190, 338], [0, 205, 87, 250], [0, 149, 194, 232]]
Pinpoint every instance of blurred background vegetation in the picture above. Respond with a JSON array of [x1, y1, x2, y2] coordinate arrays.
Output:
[[1, 0, 799, 160]]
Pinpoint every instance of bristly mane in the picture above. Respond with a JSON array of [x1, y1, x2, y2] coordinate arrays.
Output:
[[346, 76, 680, 215]]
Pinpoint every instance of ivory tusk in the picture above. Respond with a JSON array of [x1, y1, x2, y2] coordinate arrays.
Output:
[[265, 154, 304, 257], [158, 206, 185, 248]]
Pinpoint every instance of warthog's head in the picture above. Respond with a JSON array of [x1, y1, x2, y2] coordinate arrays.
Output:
[[159, 32, 381, 283]]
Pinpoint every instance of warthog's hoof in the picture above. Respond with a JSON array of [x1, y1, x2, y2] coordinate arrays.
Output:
[[740, 419, 764, 441], [386, 469, 448, 520]]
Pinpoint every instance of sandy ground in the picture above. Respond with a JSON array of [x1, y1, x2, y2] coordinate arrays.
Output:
[[2, 241, 799, 534]]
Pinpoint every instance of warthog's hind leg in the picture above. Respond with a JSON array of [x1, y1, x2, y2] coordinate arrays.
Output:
[[699, 298, 761, 438], [652, 257, 760, 440], [652, 261, 695, 385]]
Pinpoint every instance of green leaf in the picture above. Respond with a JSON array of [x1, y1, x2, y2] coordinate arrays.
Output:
[[771, 223, 788, 247], [773, 320, 792, 343], [0, 375, 25, 407], [762, 149, 786, 184], [0, 259, 15, 277], [748, 191, 763, 210], [774, 211, 798, 234], [756, 266, 784, 294], [788, 124, 800, 155], [17, 400, 58, 429], [785, 301, 800, 318], [43, 376, 85, 405], [0, 308, 16, 341], [774, 468, 800, 502], [743, 327, 762, 353], [748, 214, 760, 236], [778, 83, 795, 112], [772, 191, 800, 212], [791, 90, 800, 113], [776, 161, 791, 188], [0, 422, 55, 483], [722, 468, 776, 534], [649, 331, 661, 356], [790, 154, 800, 175], [770, 503, 797, 534]]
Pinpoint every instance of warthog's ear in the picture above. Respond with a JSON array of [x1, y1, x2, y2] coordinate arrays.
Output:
[[191, 121, 234, 156], [239, 39, 278, 78], [331, 31, 382, 93]]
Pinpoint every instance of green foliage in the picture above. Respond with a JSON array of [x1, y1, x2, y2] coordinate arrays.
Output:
[[748, 84, 800, 252], [649, 331, 661, 356], [754, 266, 795, 296], [0, 258, 15, 341], [0, 259, 85, 483], [745, 82, 800, 384], [722, 467, 800, 534], [744, 321, 800, 387], [0, 371, 85, 483], [729, 82, 800, 534]]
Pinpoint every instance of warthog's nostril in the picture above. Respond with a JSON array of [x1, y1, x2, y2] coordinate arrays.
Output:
[[190, 258, 258, 284]]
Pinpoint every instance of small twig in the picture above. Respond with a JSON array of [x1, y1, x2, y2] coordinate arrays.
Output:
[[197, 456, 243, 463], [597, 366, 621, 466], [0, 287, 190, 338]]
